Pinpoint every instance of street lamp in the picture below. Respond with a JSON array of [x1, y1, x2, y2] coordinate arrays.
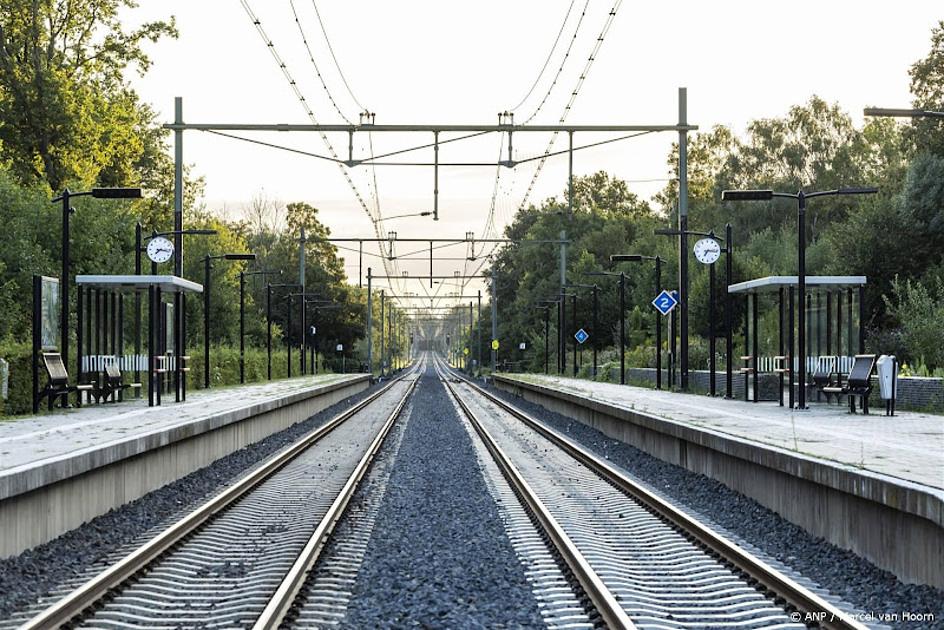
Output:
[[53, 187, 141, 405], [564, 283, 599, 378], [863, 107, 944, 118], [239, 269, 281, 383], [585, 271, 628, 385], [610, 255, 663, 389], [721, 187, 877, 408], [204, 252, 256, 388], [267, 283, 302, 380]]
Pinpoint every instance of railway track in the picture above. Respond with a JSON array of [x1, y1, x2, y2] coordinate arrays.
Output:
[[20, 360, 422, 630], [436, 356, 869, 630]]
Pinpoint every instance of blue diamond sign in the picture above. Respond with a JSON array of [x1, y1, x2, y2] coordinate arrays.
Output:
[[652, 290, 678, 316], [574, 328, 589, 344]]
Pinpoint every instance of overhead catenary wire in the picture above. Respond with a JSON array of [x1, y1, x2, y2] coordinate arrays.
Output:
[[506, 0, 577, 113], [466, 0, 624, 293], [240, 0, 399, 290]]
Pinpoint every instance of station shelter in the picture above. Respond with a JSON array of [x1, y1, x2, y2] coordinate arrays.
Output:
[[74, 275, 202, 407], [727, 276, 866, 406]]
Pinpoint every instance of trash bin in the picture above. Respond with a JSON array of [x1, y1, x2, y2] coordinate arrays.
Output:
[[876, 354, 898, 416]]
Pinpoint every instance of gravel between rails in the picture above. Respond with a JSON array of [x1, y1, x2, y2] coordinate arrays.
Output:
[[0, 381, 387, 624], [484, 380, 944, 630], [342, 364, 546, 629]]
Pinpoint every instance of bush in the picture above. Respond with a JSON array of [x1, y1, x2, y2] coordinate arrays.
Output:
[[0, 339, 32, 416], [884, 275, 944, 370]]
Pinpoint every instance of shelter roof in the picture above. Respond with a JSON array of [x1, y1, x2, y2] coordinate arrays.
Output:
[[727, 275, 866, 294], [75, 275, 203, 293]]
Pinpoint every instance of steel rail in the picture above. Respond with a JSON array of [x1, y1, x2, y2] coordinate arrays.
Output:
[[450, 367, 869, 630], [434, 358, 636, 630], [253, 371, 420, 628], [21, 370, 417, 629]]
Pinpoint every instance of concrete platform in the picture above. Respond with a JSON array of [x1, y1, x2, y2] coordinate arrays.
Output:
[[493, 373, 944, 589], [0, 374, 369, 557]]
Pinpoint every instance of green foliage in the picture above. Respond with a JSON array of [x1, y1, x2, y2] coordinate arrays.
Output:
[[0, 0, 177, 190], [0, 339, 31, 416], [908, 20, 944, 154], [884, 272, 944, 370]]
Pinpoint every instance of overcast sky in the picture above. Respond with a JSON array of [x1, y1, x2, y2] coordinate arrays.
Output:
[[127, 1, 940, 297]]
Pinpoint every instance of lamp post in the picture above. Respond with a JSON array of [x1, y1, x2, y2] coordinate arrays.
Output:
[[203, 253, 256, 388], [53, 187, 141, 406], [305, 298, 339, 374], [564, 283, 599, 377], [722, 187, 876, 408], [239, 269, 280, 383], [267, 283, 302, 380], [586, 271, 627, 384], [608, 255, 665, 388]]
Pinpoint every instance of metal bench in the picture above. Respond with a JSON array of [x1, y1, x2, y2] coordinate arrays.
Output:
[[823, 354, 876, 414], [36, 352, 94, 411], [93, 357, 142, 403], [811, 355, 839, 403]]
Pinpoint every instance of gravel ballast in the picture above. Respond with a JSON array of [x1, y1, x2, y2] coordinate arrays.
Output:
[[0, 381, 386, 622], [487, 380, 944, 630], [342, 365, 545, 628]]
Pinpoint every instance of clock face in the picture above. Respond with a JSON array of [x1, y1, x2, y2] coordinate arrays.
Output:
[[693, 238, 721, 264], [147, 237, 175, 264]]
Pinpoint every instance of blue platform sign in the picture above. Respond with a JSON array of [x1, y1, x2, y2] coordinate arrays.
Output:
[[652, 290, 678, 316], [574, 328, 589, 344]]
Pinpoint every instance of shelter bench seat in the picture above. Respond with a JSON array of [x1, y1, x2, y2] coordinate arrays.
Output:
[[822, 354, 876, 414], [36, 352, 93, 410], [93, 357, 141, 403]]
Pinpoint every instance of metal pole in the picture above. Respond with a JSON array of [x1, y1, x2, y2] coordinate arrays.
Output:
[[134, 223, 142, 396], [568, 131, 574, 219], [491, 274, 497, 375], [366, 268, 373, 376], [724, 224, 733, 399], [709, 254, 716, 396], [557, 299, 563, 374], [778, 288, 785, 406], [239, 271, 245, 384], [469, 301, 473, 373], [60, 190, 71, 407], [560, 229, 566, 371], [204, 256, 211, 388], [433, 131, 439, 221], [858, 285, 866, 353], [477, 290, 482, 374], [358, 240, 363, 288], [544, 308, 549, 374], [173, 97, 184, 403], [592, 285, 598, 378], [287, 294, 293, 377], [299, 227, 306, 375], [797, 192, 807, 409], [380, 291, 385, 376], [572, 293, 578, 377], [655, 257, 663, 390], [267, 284, 272, 380], [678, 87, 690, 390], [619, 272, 626, 385]]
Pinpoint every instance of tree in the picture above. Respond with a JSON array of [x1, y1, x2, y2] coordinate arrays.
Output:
[[0, 0, 176, 190], [908, 20, 944, 155]]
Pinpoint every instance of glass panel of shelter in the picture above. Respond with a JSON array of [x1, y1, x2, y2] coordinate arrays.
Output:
[[739, 284, 864, 406]]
